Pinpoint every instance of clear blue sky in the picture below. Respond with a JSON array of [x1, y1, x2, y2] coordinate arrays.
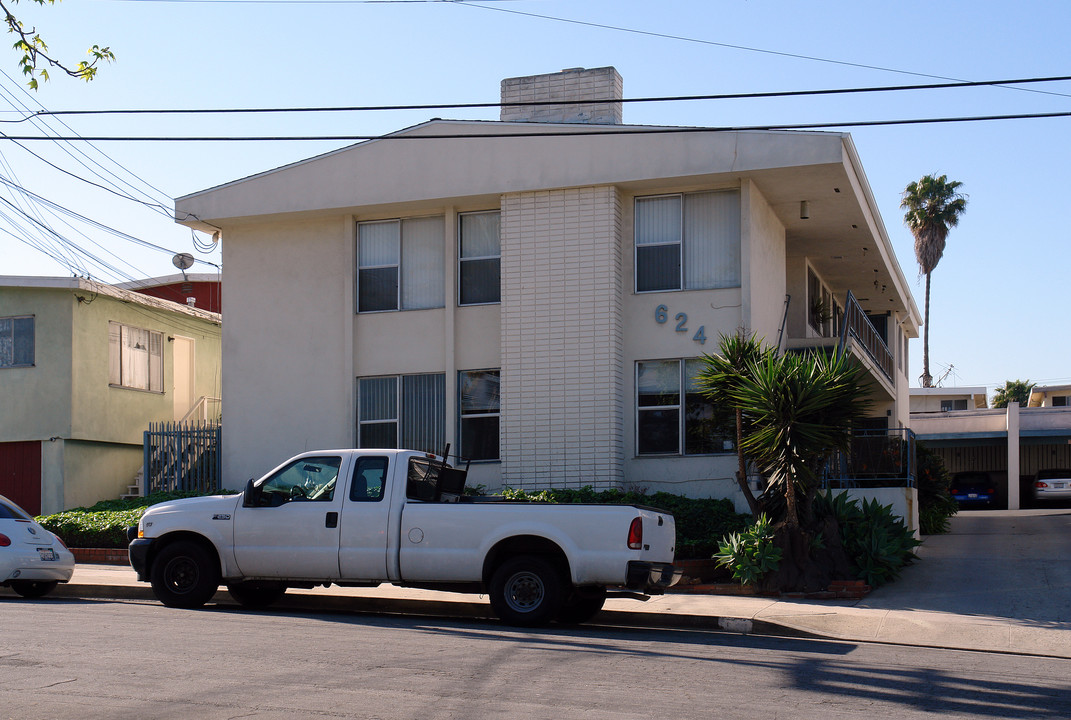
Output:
[[3, 0, 1069, 398]]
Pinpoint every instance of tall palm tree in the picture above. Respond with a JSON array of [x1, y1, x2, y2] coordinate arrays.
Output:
[[901, 174, 967, 388]]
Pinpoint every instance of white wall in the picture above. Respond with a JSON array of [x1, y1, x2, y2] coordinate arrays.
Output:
[[221, 216, 355, 486]]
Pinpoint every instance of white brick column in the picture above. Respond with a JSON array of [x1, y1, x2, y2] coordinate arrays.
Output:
[[499, 186, 624, 489]]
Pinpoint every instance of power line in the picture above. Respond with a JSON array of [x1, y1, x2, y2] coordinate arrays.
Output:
[[453, 2, 1071, 100], [0, 109, 1067, 141], [11, 74, 1070, 119]]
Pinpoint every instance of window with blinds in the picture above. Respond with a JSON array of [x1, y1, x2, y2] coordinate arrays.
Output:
[[358, 216, 445, 312], [635, 190, 740, 293], [357, 373, 445, 453]]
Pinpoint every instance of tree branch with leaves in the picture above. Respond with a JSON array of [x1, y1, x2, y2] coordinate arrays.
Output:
[[1, 0, 113, 89]]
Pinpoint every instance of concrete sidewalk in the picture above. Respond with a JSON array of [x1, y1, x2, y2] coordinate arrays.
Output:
[[9, 510, 1070, 658]]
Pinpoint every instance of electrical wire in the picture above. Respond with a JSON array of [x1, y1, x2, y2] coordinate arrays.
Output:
[[0, 108, 1066, 141], [12, 74, 1070, 119]]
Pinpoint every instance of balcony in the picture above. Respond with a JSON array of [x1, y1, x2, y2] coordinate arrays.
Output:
[[785, 291, 895, 396], [821, 428, 916, 489]]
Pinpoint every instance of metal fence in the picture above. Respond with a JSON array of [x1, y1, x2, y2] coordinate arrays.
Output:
[[821, 428, 916, 489], [143, 421, 222, 494]]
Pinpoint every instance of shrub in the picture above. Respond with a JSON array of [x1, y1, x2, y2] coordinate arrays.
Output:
[[713, 514, 782, 586], [36, 490, 235, 549], [499, 487, 751, 558], [816, 492, 920, 587], [916, 442, 958, 534]]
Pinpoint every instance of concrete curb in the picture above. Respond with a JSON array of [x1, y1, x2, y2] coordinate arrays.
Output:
[[41, 581, 823, 639]]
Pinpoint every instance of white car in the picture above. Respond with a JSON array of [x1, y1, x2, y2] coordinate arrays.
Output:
[[1, 494, 75, 598], [1033, 469, 1071, 503]]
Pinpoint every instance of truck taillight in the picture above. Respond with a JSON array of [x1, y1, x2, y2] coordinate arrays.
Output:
[[0, 533, 10, 547], [627, 517, 643, 550]]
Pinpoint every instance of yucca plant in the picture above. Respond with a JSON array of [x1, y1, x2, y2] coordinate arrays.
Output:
[[730, 349, 872, 527]]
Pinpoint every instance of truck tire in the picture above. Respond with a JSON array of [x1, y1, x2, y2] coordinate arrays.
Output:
[[227, 581, 287, 608], [489, 555, 564, 627], [10, 580, 58, 598], [150, 540, 220, 609], [556, 587, 607, 625]]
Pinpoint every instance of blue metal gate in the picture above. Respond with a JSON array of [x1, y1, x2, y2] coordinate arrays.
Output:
[[143, 422, 222, 494]]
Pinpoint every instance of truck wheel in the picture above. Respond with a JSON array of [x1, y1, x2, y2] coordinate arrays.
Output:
[[150, 540, 220, 609], [489, 555, 564, 627], [10, 580, 58, 598], [556, 587, 607, 625], [227, 581, 287, 608]]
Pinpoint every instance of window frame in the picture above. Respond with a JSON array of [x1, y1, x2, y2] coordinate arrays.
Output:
[[634, 189, 741, 294], [108, 321, 163, 393], [458, 368, 501, 462], [457, 210, 501, 307], [356, 372, 446, 453], [0, 315, 34, 368], [635, 358, 733, 457], [356, 216, 445, 313]]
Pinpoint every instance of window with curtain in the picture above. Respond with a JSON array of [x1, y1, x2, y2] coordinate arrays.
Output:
[[108, 321, 163, 392], [636, 358, 732, 456], [357, 373, 445, 453], [358, 216, 445, 312], [459, 369, 500, 461], [635, 190, 740, 293], [0, 316, 34, 368], [458, 211, 501, 305]]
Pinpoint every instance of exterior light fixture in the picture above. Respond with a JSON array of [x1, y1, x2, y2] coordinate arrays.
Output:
[[800, 201, 809, 219]]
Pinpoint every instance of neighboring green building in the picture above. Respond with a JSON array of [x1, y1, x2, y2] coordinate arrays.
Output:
[[0, 277, 221, 514]]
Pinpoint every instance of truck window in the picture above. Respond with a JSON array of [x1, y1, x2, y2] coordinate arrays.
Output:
[[351, 456, 387, 502], [259, 456, 341, 504]]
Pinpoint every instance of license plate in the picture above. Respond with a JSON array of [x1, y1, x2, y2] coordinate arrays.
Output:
[[1055, 482, 1066, 489], [967, 493, 978, 498], [37, 548, 58, 561]]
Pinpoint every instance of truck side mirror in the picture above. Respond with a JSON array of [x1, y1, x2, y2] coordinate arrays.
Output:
[[242, 478, 260, 507]]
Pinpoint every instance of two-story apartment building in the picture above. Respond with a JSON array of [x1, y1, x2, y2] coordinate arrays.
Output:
[[0, 277, 221, 514], [175, 67, 920, 506]]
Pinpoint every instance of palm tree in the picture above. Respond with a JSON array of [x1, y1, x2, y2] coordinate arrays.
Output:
[[901, 174, 967, 388], [731, 350, 872, 527], [992, 379, 1035, 408]]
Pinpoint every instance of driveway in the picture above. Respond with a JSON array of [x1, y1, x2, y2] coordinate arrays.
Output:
[[860, 508, 1071, 624]]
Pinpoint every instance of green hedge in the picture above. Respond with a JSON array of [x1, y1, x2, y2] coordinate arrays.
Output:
[[500, 487, 751, 558], [39, 486, 749, 557], [36, 490, 234, 549]]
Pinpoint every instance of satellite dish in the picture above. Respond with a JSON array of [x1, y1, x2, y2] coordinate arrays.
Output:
[[172, 253, 195, 271]]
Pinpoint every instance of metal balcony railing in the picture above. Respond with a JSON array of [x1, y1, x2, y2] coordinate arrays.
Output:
[[838, 291, 894, 382], [820, 428, 916, 488]]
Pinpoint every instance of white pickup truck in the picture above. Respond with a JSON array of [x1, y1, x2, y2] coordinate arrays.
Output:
[[128, 449, 679, 626]]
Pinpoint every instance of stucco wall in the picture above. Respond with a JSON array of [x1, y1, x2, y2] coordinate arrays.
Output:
[[742, 180, 788, 342], [60, 440, 144, 511], [221, 216, 354, 486], [0, 287, 74, 442]]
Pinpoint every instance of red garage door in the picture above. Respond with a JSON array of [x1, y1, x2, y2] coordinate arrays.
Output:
[[0, 441, 42, 515]]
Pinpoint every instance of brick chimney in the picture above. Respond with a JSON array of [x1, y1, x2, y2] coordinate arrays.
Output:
[[500, 67, 623, 125]]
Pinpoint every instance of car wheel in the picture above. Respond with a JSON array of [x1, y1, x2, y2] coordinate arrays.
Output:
[[556, 587, 607, 625], [10, 580, 58, 598], [489, 555, 564, 628], [150, 540, 220, 609], [227, 581, 287, 608]]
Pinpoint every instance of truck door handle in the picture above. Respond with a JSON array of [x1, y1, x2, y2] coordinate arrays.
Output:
[[325, 512, 338, 529]]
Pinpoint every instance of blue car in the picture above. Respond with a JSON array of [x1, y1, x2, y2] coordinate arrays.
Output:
[[950, 471, 997, 508]]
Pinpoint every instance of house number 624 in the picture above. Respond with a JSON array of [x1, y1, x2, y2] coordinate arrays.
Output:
[[654, 304, 707, 345]]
